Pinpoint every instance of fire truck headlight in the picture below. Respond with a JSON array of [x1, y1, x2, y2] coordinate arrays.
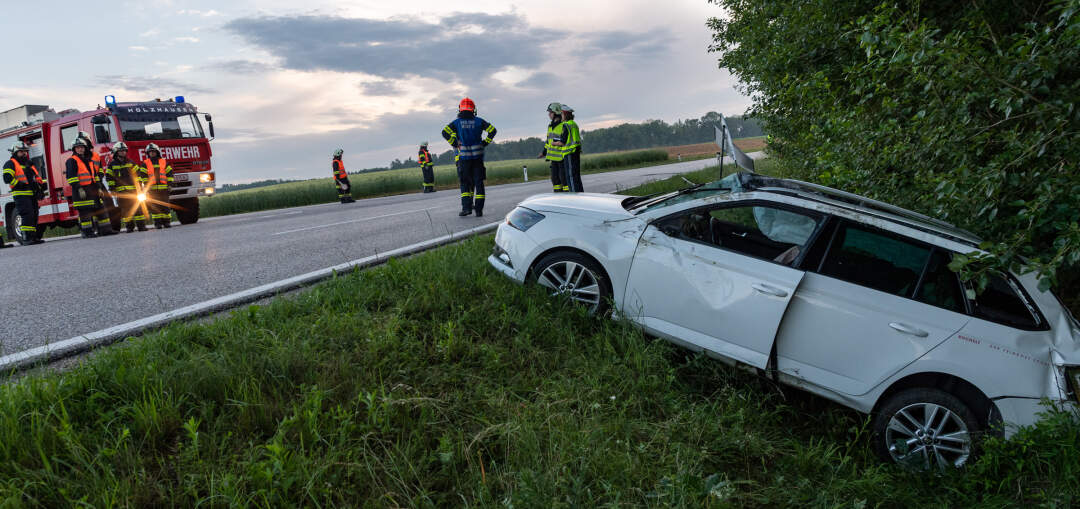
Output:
[[137, 193, 147, 202], [199, 172, 214, 183]]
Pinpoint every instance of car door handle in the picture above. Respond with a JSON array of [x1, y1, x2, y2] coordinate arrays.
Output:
[[752, 283, 788, 298], [889, 322, 929, 338]]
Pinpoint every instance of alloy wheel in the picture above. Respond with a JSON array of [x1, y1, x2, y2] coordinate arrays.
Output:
[[536, 260, 603, 314], [885, 402, 972, 470]]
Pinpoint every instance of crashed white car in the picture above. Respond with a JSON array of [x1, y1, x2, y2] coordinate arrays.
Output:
[[489, 172, 1080, 469]]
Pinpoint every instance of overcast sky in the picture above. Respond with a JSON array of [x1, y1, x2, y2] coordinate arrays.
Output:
[[1, 0, 749, 184]]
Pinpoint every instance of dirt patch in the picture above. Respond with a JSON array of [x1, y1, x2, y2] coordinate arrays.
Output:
[[661, 138, 766, 159]]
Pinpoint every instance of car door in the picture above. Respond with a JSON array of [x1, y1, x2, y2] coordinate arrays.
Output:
[[775, 220, 971, 396], [623, 201, 824, 368]]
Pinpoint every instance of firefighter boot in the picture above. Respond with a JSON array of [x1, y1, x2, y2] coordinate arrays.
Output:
[[126, 222, 135, 233], [81, 229, 97, 239], [136, 220, 148, 232], [97, 222, 117, 236]]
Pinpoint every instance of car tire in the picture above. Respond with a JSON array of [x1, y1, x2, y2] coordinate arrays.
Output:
[[175, 197, 200, 225], [530, 250, 613, 316], [872, 387, 982, 470], [5, 206, 25, 244]]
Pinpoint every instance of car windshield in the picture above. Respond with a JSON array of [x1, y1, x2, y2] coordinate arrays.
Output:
[[118, 112, 205, 141], [627, 172, 744, 213]]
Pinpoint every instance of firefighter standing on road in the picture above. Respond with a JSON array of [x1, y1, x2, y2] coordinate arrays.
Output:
[[78, 131, 120, 233], [442, 97, 496, 217], [332, 149, 355, 204], [2, 142, 46, 245], [67, 138, 112, 238], [143, 143, 174, 228], [418, 142, 436, 193], [538, 102, 568, 192], [561, 105, 584, 192], [105, 142, 148, 232]]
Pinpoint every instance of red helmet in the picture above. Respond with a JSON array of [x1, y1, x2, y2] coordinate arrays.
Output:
[[458, 97, 476, 112]]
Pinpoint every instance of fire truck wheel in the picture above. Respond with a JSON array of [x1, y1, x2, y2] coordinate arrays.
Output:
[[5, 206, 22, 243], [176, 198, 200, 225]]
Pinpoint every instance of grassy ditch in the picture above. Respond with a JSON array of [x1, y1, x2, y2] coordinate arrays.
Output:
[[199, 149, 670, 218], [2, 234, 1078, 502]]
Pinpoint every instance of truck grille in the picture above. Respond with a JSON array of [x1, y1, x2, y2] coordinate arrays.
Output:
[[172, 161, 194, 172]]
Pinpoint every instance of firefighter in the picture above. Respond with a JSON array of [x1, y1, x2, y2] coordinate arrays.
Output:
[[2, 142, 46, 245], [538, 102, 568, 192], [332, 149, 355, 203], [67, 138, 112, 238], [78, 131, 120, 232], [560, 105, 584, 192], [418, 142, 436, 193], [105, 142, 148, 232], [441, 97, 496, 217], [143, 143, 174, 228]]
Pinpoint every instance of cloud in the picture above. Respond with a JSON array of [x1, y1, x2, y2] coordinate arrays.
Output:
[[358, 80, 403, 96], [174, 36, 200, 43], [517, 71, 559, 89], [575, 29, 674, 59], [177, 9, 220, 17], [96, 75, 215, 95], [129, 46, 150, 52], [205, 60, 277, 74], [224, 12, 565, 81]]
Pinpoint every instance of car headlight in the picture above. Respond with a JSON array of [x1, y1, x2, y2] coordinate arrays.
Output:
[[506, 206, 545, 232], [1067, 367, 1080, 403]]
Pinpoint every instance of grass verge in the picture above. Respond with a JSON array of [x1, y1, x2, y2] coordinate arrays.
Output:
[[3, 219, 1078, 503]]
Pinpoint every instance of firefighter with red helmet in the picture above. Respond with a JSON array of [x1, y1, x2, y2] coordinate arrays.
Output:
[[332, 149, 355, 203], [67, 138, 115, 238], [2, 141, 46, 245], [418, 141, 436, 193], [441, 97, 496, 217], [143, 143, 174, 228], [105, 142, 148, 232]]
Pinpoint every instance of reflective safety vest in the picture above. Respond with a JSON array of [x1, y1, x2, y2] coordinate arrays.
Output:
[[545, 122, 566, 162], [564, 120, 582, 154], [333, 159, 347, 179], [144, 158, 171, 189], [7, 158, 44, 196], [418, 149, 432, 167], [69, 156, 95, 186]]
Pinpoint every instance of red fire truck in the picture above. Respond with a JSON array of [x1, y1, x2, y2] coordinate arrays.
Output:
[[0, 96, 216, 243]]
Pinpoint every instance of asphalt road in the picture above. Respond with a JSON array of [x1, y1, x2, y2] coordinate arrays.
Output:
[[0, 158, 736, 356]]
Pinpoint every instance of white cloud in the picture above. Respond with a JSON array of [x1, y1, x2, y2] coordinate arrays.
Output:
[[129, 46, 150, 52], [174, 36, 200, 43]]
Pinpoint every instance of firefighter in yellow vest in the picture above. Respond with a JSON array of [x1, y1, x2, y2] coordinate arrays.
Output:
[[105, 142, 148, 232], [2, 142, 46, 245], [418, 142, 436, 193], [332, 148, 355, 203], [560, 105, 584, 192], [538, 102, 568, 192], [143, 143, 174, 228], [67, 138, 115, 238]]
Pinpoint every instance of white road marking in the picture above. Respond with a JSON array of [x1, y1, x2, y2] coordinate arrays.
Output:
[[272, 207, 444, 236]]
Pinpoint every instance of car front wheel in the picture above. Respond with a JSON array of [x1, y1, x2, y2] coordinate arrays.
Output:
[[530, 251, 612, 316], [872, 388, 981, 470]]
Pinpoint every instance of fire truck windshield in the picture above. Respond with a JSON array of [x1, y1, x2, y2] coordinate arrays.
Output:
[[118, 112, 205, 141]]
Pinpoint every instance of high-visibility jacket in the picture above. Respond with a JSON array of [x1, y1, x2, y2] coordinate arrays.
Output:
[[333, 159, 347, 180], [442, 112, 496, 160], [3, 158, 44, 197], [418, 148, 433, 167], [106, 157, 145, 192], [544, 121, 567, 162], [144, 158, 173, 190], [563, 120, 582, 155], [66, 154, 100, 208]]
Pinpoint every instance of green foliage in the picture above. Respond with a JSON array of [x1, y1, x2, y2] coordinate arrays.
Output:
[[708, 0, 1080, 303], [199, 150, 668, 218], [0, 236, 1077, 505]]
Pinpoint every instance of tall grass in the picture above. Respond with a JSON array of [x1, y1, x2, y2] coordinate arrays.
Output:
[[1, 233, 1077, 506], [199, 149, 669, 218]]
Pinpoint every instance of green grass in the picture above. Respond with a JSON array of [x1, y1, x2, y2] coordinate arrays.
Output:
[[199, 149, 670, 218], [3, 222, 1078, 504]]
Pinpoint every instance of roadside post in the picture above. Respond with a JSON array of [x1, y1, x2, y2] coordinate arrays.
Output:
[[522, 165, 528, 182]]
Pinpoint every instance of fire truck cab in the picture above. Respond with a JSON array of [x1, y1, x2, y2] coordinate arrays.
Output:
[[0, 97, 216, 244]]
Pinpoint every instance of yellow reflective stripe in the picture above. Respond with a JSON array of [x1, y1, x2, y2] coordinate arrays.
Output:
[[461, 192, 472, 197], [475, 194, 485, 199], [12, 190, 35, 196], [67, 177, 81, 183], [19, 226, 36, 232]]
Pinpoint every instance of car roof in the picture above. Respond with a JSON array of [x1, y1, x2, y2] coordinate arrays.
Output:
[[732, 173, 983, 247]]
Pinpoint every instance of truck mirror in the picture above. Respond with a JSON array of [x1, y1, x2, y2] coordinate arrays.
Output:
[[204, 114, 212, 122], [208, 121, 215, 139]]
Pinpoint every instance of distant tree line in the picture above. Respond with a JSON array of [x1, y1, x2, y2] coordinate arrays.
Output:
[[387, 112, 761, 169]]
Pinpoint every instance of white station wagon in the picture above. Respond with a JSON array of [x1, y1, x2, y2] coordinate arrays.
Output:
[[488, 172, 1080, 469]]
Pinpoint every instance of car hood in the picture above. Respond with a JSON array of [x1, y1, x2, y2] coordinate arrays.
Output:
[[520, 193, 636, 220]]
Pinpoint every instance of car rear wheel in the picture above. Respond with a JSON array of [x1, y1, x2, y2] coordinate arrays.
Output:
[[531, 251, 612, 316], [872, 388, 981, 470]]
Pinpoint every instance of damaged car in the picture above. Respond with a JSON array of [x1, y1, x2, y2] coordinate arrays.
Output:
[[488, 171, 1080, 470]]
